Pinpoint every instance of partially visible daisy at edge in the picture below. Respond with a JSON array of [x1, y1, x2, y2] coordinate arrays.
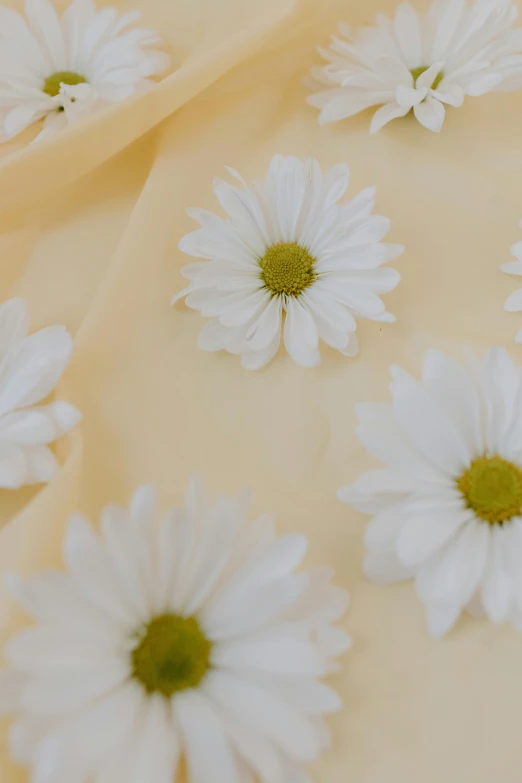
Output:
[[501, 219, 522, 342], [0, 297, 80, 489], [0, 476, 350, 783], [172, 154, 403, 370], [339, 346, 522, 637], [0, 0, 171, 143], [306, 0, 522, 134]]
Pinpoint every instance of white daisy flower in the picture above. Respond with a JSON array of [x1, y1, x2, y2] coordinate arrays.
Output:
[[501, 220, 522, 343], [0, 0, 170, 143], [172, 155, 403, 370], [339, 346, 522, 638], [0, 297, 80, 489], [307, 0, 522, 134], [0, 476, 350, 783]]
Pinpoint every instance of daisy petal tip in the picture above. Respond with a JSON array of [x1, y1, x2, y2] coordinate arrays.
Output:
[[131, 483, 157, 513], [336, 485, 351, 504], [341, 632, 353, 652], [171, 289, 189, 307], [426, 604, 461, 639], [53, 401, 82, 432], [388, 243, 405, 260], [64, 513, 92, 553]]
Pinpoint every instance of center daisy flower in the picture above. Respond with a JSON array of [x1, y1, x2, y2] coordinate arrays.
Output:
[[339, 346, 522, 637], [0, 476, 350, 783], [131, 614, 212, 695], [307, 0, 522, 134], [173, 154, 403, 370], [0, 0, 170, 143], [259, 242, 317, 297]]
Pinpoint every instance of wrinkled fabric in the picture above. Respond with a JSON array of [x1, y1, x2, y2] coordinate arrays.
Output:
[[0, 0, 522, 781]]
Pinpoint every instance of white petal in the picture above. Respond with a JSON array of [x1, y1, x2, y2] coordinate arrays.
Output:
[[127, 696, 179, 783], [202, 574, 307, 640], [5, 570, 117, 638], [23, 445, 58, 484], [0, 444, 27, 488], [6, 621, 119, 673], [416, 521, 490, 606], [21, 665, 128, 713], [284, 299, 320, 368], [212, 178, 269, 253], [421, 349, 483, 456], [416, 63, 443, 90], [240, 328, 281, 370], [394, 3, 422, 67], [355, 401, 444, 484], [100, 503, 154, 620], [431, 82, 465, 107], [339, 330, 359, 357], [25, 0, 66, 70], [428, 0, 466, 61], [370, 102, 410, 134], [481, 525, 513, 623], [396, 84, 427, 108], [389, 364, 470, 476], [338, 469, 417, 514], [413, 96, 445, 132], [504, 288, 522, 312], [174, 689, 241, 783], [363, 550, 414, 583], [129, 484, 156, 529], [52, 682, 144, 769], [203, 670, 322, 763], [364, 503, 409, 552], [4, 102, 45, 139], [425, 602, 461, 638], [246, 297, 282, 352], [261, 677, 343, 714], [181, 494, 246, 616], [315, 625, 352, 657], [482, 347, 521, 453], [0, 326, 72, 417], [32, 110, 67, 143], [208, 533, 307, 600], [466, 73, 503, 96], [212, 626, 326, 677], [221, 718, 283, 783], [0, 410, 57, 446], [64, 514, 140, 626], [397, 508, 470, 567]]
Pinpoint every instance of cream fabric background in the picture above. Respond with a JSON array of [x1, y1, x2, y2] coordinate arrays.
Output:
[[1, 0, 521, 780]]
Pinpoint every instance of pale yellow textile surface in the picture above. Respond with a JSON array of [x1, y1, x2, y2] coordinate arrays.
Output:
[[1, 0, 522, 780]]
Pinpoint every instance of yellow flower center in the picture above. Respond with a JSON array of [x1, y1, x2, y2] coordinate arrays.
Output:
[[410, 66, 443, 90], [457, 456, 522, 525], [259, 242, 317, 297], [131, 614, 212, 697], [43, 71, 86, 98]]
